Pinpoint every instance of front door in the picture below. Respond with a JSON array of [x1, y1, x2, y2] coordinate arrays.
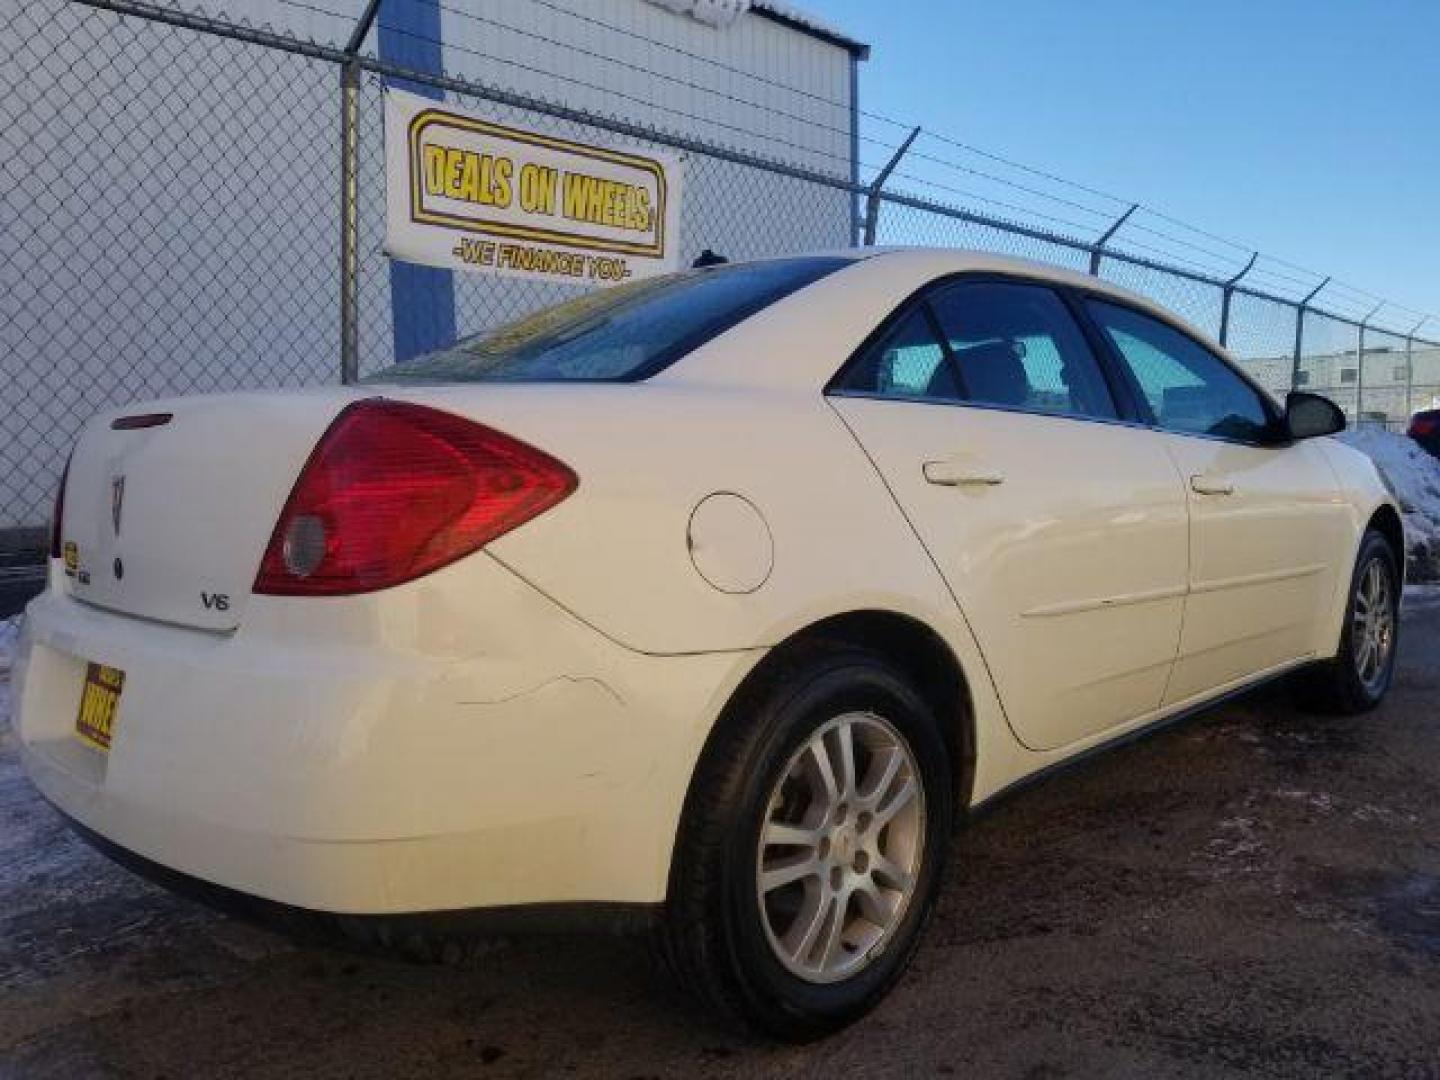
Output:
[[1083, 298, 1350, 703], [830, 280, 1190, 751]]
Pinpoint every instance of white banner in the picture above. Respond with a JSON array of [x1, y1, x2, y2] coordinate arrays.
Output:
[[384, 90, 684, 286]]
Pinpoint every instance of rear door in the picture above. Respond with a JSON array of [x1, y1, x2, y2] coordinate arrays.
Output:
[[829, 279, 1189, 752], [1083, 299, 1350, 704]]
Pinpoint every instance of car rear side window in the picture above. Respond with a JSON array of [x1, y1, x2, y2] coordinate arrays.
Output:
[[835, 308, 952, 398], [928, 282, 1119, 420], [366, 257, 848, 384], [1086, 299, 1274, 443]]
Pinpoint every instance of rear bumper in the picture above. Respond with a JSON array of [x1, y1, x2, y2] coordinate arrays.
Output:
[[15, 557, 751, 914], [58, 811, 658, 940]]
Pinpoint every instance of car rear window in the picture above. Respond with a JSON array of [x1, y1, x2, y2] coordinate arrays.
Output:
[[366, 257, 848, 384]]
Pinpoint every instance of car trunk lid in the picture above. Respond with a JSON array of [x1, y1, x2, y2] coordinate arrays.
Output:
[[59, 389, 362, 631]]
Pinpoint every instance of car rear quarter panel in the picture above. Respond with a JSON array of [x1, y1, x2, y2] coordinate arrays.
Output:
[[385, 379, 1033, 806], [391, 382, 962, 657]]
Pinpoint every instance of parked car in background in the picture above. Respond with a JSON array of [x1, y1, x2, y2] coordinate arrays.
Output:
[[1409, 408, 1440, 459], [14, 249, 1403, 1041]]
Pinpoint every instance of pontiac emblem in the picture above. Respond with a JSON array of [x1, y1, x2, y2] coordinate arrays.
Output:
[[111, 475, 125, 536]]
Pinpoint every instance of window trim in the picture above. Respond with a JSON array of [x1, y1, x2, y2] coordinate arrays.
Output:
[[919, 300, 971, 399], [826, 270, 1292, 447], [1072, 290, 1290, 447], [827, 387, 1166, 434], [826, 271, 1146, 429]]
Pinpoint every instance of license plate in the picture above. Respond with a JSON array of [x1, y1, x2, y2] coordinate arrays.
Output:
[[76, 663, 125, 752]]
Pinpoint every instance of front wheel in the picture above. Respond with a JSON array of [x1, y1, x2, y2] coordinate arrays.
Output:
[[1296, 528, 1400, 714], [657, 645, 952, 1041]]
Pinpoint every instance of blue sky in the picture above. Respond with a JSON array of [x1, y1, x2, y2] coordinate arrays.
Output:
[[818, 0, 1440, 325]]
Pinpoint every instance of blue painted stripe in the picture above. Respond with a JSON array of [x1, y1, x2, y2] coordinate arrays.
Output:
[[378, 0, 456, 362]]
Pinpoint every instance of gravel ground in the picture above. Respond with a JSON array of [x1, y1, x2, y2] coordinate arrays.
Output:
[[3, 594, 1440, 1079]]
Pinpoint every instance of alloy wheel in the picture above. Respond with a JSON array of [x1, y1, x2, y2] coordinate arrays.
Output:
[[755, 711, 926, 984], [1352, 556, 1396, 693]]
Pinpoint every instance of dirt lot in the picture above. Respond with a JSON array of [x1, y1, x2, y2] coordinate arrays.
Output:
[[4, 596, 1440, 1079]]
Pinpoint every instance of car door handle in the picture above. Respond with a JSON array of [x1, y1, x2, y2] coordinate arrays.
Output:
[[923, 460, 1005, 487], [1190, 475, 1234, 496]]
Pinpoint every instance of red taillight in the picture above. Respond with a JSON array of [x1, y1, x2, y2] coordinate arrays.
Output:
[[254, 400, 577, 596], [1410, 416, 1438, 437], [50, 455, 72, 559]]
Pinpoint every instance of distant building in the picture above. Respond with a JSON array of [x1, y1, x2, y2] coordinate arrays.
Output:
[[1232, 345, 1440, 422]]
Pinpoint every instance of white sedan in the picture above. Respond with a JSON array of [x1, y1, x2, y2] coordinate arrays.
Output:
[[16, 249, 1401, 1039]]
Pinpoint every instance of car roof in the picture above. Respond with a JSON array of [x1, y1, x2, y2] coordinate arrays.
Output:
[[661, 247, 1231, 393], [764, 247, 1217, 351], [834, 247, 1221, 350]]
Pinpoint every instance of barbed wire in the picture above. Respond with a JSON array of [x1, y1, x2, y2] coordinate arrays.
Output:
[[900, 148, 1116, 223], [884, 173, 1101, 241], [258, 0, 1440, 323], [358, 0, 903, 153], [275, 0, 872, 178], [6, 0, 1440, 552], [40, 0, 1440, 337], [455, 0, 866, 119]]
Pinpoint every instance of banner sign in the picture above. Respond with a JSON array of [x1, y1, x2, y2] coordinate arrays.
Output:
[[384, 90, 684, 285]]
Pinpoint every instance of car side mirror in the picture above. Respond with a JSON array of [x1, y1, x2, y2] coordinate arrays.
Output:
[[1285, 391, 1346, 440]]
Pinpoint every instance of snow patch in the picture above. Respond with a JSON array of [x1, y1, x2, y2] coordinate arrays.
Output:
[[1405, 583, 1440, 611], [1337, 428, 1440, 581], [643, 0, 749, 28], [641, 0, 864, 48]]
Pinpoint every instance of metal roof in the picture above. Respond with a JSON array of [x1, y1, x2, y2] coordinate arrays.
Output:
[[752, 2, 869, 58], [643, 1, 869, 57]]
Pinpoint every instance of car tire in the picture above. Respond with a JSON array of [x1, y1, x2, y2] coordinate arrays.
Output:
[[1295, 528, 1401, 715], [656, 643, 953, 1041]]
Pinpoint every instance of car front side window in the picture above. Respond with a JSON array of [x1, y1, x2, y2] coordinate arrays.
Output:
[[1086, 299, 1275, 443]]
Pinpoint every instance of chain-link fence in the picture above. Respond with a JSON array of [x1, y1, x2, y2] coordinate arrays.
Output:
[[350, 67, 853, 380], [3, 0, 1438, 617]]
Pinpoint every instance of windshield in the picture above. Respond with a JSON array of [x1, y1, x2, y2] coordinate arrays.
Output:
[[365, 257, 848, 384]]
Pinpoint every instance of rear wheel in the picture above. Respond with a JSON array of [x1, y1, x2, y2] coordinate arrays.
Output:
[[657, 645, 952, 1041], [1296, 529, 1400, 714]]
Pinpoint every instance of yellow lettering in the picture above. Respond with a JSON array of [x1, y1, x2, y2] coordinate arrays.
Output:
[[561, 172, 651, 234], [519, 163, 557, 214], [562, 172, 595, 223], [585, 179, 605, 225], [423, 146, 447, 196], [492, 157, 513, 209], [458, 152, 481, 202], [441, 148, 463, 198]]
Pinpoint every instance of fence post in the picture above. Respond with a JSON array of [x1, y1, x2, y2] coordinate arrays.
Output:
[[339, 0, 384, 385], [1405, 317, 1427, 421], [1217, 251, 1257, 348], [862, 127, 920, 246], [849, 52, 861, 247], [1356, 301, 1383, 423], [1088, 203, 1138, 277], [1289, 276, 1330, 393]]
